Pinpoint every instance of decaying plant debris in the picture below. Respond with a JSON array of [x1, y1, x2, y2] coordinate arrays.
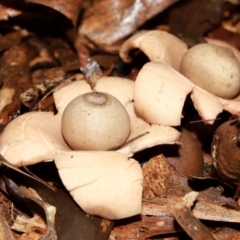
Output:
[[0, 0, 239, 239]]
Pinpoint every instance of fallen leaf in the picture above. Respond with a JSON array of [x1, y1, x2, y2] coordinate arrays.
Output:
[[77, 0, 178, 50], [3, 177, 57, 239]]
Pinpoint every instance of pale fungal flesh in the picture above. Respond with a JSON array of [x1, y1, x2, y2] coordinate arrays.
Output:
[[53, 76, 134, 116], [134, 61, 225, 125], [0, 112, 70, 166], [0, 77, 180, 166], [118, 122, 181, 157], [55, 149, 143, 220], [120, 30, 240, 126], [190, 86, 223, 123], [53, 79, 92, 116], [94, 76, 134, 107], [134, 61, 193, 126], [0, 75, 180, 220]]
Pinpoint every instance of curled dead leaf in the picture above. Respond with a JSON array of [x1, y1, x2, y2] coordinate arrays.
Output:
[[77, 0, 178, 50]]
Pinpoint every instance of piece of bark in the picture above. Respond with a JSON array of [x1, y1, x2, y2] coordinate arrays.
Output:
[[77, 0, 178, 50], [110, 215, 178, 239], [174, 206, 217, 240], [111, 155, 189, 238], [112, 155, 240, 239], [0, 44, 32, 125], [142, 154, 189, 199]]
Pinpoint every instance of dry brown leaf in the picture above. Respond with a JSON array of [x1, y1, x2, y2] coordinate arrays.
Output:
[[169, 0, 225, 46], [3, 177, 57, 239], [17, 226, 47, 240], [77, 0, 178, 50], [111, 155, 190, 238], [197, 186, 238, 209]]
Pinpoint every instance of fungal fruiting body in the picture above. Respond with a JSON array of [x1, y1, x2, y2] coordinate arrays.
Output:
[[61, 92, 131, 151], [180, 43, 240, 99], [119, 30, 240, 126]]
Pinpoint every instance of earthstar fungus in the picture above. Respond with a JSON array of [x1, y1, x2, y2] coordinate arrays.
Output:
[[120, 30, 240, 126], [3, 30, 238, 220], [0, 76, 180, 220]]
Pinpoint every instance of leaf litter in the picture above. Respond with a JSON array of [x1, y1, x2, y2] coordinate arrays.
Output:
[[0, 0, 239, 239]]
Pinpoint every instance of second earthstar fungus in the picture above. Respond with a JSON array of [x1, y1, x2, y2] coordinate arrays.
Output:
[[120, 30, 240, 126], [0, 76, 180, 220]]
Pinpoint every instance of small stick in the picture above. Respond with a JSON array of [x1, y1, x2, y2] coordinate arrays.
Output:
[[112, 131, 149, 150], [189, 118, 221, 123]]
